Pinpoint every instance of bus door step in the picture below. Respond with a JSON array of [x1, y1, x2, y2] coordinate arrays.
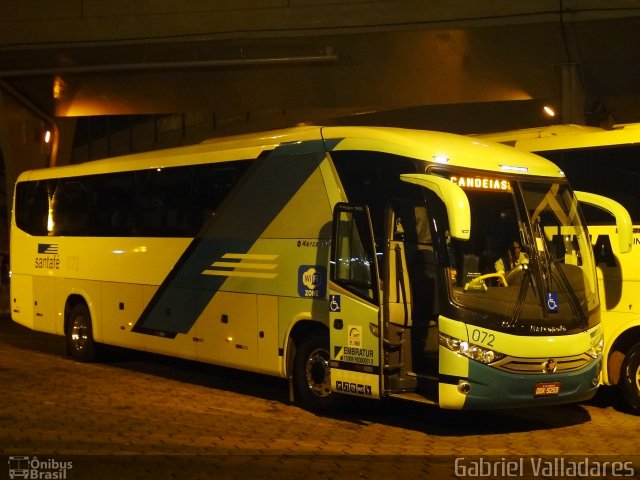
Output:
[[388, 391, 438, 405]]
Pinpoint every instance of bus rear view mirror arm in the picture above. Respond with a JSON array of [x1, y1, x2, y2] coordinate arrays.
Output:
[[400, 173, 471, 240], [575, 191, 633, 254]]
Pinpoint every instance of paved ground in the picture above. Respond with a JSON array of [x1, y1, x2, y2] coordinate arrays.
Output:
[[0, 315, 638, 479]]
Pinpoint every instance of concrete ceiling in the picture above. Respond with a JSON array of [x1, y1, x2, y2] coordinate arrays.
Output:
[[2, 1, 640, 135]]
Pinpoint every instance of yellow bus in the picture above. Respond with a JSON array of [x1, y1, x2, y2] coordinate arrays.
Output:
[[478, 123, 640, 413], [10, 126, 618, 412]]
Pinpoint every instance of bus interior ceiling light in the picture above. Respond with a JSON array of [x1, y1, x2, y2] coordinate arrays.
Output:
[[543, 105, 556, 117]]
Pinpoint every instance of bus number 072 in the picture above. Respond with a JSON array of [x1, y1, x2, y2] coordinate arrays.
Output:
[[471, 329, 495, 347]]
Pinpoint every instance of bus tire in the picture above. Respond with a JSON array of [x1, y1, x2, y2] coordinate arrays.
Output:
[[66, 303, 97, 363], [620, 343, 640, 414], [293, 331, 343, 413]]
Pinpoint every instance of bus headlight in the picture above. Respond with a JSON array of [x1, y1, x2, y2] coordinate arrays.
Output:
[[587, 338, 604, 359], [439, 333, 505, 364]]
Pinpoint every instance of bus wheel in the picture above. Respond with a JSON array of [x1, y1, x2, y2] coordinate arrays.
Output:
[[620, 343, 640, 414], [66, 304, 96, 363], [293, 332, 342, 412]]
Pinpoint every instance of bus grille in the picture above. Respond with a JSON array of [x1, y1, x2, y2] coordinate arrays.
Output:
[[490, 353, 594, 374]]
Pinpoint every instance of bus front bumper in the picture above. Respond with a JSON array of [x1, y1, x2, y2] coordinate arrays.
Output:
[[438, 357, 601, 410]]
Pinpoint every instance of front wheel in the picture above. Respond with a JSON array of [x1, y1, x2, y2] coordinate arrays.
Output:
[[66, 303, 97, 362], [620, 343, 640, 414], [293, 331, 344, 413]]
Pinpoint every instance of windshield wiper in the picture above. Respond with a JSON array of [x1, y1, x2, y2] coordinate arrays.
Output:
[[533, 220, 587, 326], [507, 267, 532, 328], [547, 252, 587, 327]]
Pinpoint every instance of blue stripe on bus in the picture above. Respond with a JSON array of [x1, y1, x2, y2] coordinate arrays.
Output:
[[132, 139, 329, 337]]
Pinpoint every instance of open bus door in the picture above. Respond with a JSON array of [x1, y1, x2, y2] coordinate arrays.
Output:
[[328, 201, 443, 404], [328, 203, 384, 400]]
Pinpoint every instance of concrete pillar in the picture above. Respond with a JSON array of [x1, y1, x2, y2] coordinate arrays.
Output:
[[0, 82, 56, 253], [560, 63, 585, 125]]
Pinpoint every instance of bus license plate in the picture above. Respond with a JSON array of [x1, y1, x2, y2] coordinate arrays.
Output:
[[534, 382, 560, 397]]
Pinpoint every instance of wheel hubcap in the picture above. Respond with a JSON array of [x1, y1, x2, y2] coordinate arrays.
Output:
[[305, 347, 331, 398], [70, 316, 89, 352]]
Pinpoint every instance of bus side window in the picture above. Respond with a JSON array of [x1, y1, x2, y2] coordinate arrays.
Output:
[[52, 179, 92, 236], [332, 206, 378, 303], [100, 172, 136, 236], [135, 167, 191, 237], [190, 161, 252, 234], [15, 181, 49, 236]]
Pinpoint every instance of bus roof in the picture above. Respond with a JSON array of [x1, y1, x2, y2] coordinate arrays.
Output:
[[322, 126, 563, 178], [18, 125, 566, 182], [475, 122, 640, 153]]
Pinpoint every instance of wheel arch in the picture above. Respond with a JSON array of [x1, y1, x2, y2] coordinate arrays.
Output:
[[63, 294, 92, 337], [284, 319, 329, 379], [606, 325, 640, 385]]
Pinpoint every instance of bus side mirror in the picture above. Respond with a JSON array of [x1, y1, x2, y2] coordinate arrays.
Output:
[[575, 191, 633, 254], [400, 173, 470, 240]]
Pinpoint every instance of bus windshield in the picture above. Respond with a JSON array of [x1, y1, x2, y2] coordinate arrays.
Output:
[[448, 177, 598, 334], [522, 181, 598, 317]]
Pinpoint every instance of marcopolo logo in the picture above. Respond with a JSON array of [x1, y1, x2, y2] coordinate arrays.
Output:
[[297, 265, 327, 298], [8, 456, 72, 479]]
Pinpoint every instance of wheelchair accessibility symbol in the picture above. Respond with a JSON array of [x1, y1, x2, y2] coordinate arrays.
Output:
[[329, 295, 341, 312], [547, 292, 559, 313]]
